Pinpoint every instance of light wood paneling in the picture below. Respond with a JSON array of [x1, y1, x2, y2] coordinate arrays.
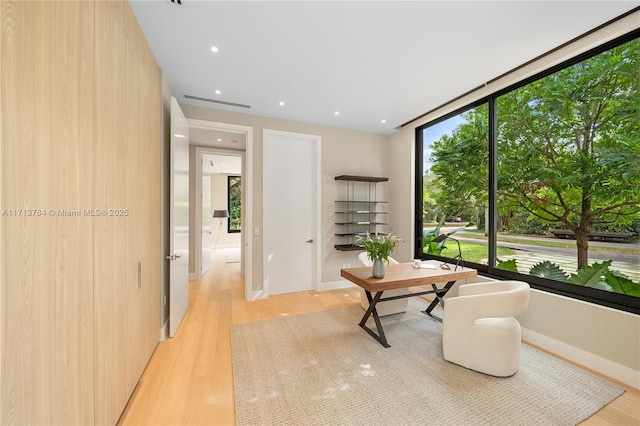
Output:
[[2, 1, 162, 424], [1, 1, 95, 424], [0, 8, 3, 423], [130, 0, 161, 368], [93, 1, 162, 423], [138, 58, 162, 366], [93, 1, 130, 423], [49, 2, 96, 423], [123, 0, 142, 399], [128, 0, 162, 385], [1, 2, 55, 422]]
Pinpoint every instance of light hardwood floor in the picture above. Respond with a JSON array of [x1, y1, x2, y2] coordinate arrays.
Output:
[[119, 250, 639, 425]]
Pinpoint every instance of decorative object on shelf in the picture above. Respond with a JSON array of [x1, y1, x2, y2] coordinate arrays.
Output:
[[355, 233, 403, 278], [213, 209, 230, 252], [334, 175, 389, 251]]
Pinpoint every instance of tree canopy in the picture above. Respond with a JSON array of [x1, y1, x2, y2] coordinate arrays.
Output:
[[429, 104, 489, 217], [427, 37, 640, 269]]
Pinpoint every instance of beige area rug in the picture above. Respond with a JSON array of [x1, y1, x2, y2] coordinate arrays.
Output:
[[231, 300, 624, 426]]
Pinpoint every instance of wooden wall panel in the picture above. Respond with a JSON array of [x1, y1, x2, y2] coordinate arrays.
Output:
[[1, 1, 95, 424], [126, 3, 163, 377], [138, 58, 162, 365], [93, 1, 130, 424], [130, 1, 162, 367], [94, 1, 162, 423], [1, 1, 162, 423], [0, 7, 3, 422], [1, 2, 54, 422], [49, 2, 96, 423], [122, 1, 143, 396]]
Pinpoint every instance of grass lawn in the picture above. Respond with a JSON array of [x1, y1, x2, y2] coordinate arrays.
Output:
[[430, 241, 514, 264]]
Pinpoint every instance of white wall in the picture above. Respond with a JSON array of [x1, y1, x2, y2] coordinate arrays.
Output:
[[180, 104, 388, 291], [388, 10, 640, 388], [520, 289, 640, 389]]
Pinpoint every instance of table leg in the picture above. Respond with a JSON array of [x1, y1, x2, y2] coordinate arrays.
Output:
[[424, 280, 456, 322], [359, 290, 390, 348]]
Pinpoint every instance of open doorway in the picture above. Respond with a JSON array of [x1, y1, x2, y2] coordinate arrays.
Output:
[[203, 152, 243, 270], [189, 119, 253, 299]]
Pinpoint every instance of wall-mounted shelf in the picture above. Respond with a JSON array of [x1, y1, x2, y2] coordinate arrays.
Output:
[[334, 175, 389, 251]]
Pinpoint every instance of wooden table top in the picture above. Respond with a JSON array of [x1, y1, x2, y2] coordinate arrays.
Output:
[[340, 260, 477, 293]]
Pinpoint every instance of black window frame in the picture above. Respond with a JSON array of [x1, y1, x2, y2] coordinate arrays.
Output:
[[414, 29, 640, 315]]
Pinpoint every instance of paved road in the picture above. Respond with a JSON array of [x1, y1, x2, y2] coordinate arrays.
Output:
[[433, 226, 639, 264]]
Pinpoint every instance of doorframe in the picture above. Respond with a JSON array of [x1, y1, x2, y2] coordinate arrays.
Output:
[[262, 128, 322, 296], [189, 119, 254, 300], [194, 147, 244, 278]]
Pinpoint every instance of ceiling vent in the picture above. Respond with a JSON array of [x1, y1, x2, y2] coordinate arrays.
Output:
[[170, 0, 182, 5], [184, 94, 251, 109]]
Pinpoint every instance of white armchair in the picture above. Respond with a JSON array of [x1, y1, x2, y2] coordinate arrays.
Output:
[[358, 252, 408, 316], [442, 280, 530, 377]]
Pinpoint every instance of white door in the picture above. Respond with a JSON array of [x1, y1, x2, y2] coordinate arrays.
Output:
[[263, 130, 319, 295], [169, 97, 190, 337], [201, 172, 212, 276]]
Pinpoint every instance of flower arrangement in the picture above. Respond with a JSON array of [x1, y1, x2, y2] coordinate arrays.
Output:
[[355, 233, 403, 263]]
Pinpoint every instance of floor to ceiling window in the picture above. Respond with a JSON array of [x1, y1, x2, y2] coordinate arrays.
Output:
[[418, 104, 490, 265], [416, 30, 640, 314]]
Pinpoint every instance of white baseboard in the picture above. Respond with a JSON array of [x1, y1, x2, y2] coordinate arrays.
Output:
[[318, 279, 356, 292], [189, 272, 198, 280], [522, 327, 640, 390], [246, 288, 268, 301]]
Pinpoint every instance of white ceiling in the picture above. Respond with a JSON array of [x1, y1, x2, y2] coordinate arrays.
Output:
[[203, 153, 242, 174], [130, 1, 638, 135], [189, 126, 247, 149]]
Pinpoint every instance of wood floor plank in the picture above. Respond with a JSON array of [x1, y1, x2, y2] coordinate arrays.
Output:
[[119, 250, 639, 425]]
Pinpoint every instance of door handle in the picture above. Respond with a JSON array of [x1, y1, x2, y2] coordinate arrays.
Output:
[[175, 254, 182, 259], [306, 239, 314, 243], [166, 254, 174, 261]]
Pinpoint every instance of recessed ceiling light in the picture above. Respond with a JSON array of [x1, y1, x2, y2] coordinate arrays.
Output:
[[334, 111, 340, 116], [381, 119, 386, 124], [217, 138, 222, 142], [211, 46, 219, 53], [279, 101, 285, 106], [215, 89, 221, 95]]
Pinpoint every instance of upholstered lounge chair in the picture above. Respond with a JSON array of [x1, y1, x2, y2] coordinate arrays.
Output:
[[442, 280, 531, 377], [357, 252, 408, 316]]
